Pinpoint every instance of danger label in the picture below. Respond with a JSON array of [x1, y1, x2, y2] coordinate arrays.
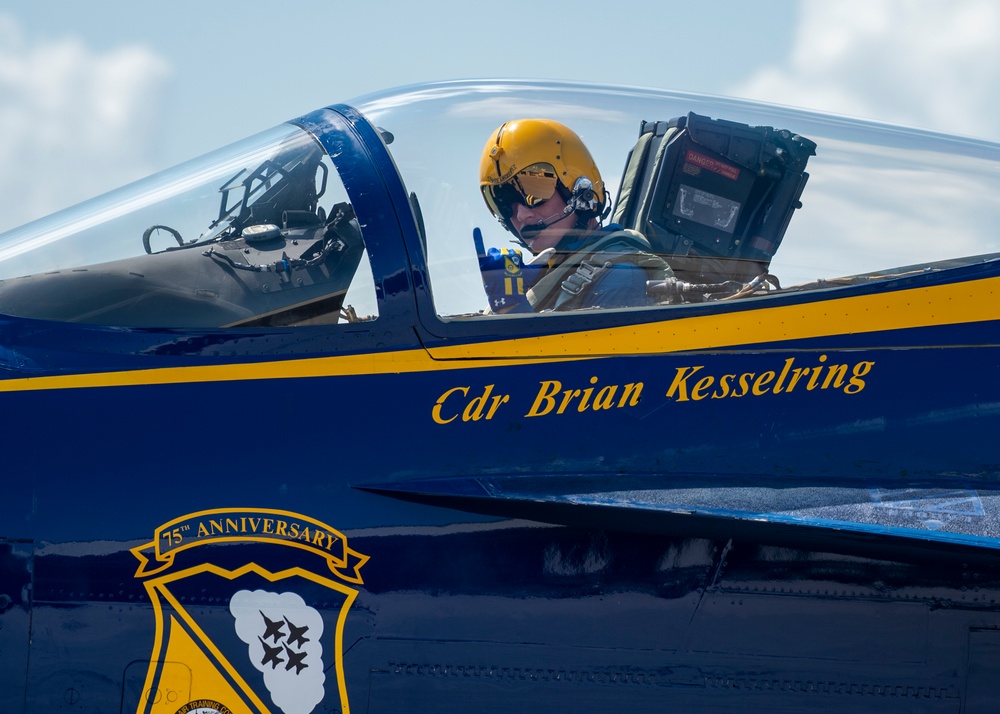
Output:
[[685, 150, 740, 181]]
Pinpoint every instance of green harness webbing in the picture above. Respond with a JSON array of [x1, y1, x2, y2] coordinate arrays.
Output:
[[527, 229, 672, 311]]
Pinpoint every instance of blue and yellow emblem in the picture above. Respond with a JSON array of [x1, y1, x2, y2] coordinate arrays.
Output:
[[130, 508, 368, 714]]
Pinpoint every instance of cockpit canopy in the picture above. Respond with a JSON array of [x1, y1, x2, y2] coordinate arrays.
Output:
[[0, 80, 997, 328]]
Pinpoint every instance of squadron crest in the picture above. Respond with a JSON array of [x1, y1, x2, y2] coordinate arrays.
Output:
[[131, 508, 368, 714]]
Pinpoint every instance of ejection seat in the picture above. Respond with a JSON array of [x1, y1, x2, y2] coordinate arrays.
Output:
[[612, 113, 817, 286]]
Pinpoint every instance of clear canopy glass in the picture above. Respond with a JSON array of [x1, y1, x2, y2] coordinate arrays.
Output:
[[354, 80, 1000, 317]]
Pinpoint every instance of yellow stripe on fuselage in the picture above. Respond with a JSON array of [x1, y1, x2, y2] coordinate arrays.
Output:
[[0, 275, 996, 393], [429, 274, 1000, 359], [0, 349, 449, 393]]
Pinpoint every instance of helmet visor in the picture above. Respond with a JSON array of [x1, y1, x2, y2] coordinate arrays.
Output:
[[482, 163, 559, 221], [512, 163, 559, 206]]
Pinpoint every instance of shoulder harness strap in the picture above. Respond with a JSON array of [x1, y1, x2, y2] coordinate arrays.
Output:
[[527, 229, 672, 311]]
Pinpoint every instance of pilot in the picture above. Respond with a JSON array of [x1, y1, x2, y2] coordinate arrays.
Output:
[[477, 118, 670, 313]]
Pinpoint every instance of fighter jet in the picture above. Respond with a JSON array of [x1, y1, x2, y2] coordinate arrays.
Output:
[[1, 79, 999, 713]]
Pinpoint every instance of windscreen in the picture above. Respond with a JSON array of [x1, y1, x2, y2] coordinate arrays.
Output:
[[0, 123, 378, 327]]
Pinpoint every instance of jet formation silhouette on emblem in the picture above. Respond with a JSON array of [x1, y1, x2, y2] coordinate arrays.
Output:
[[256, 611, 311, 675]]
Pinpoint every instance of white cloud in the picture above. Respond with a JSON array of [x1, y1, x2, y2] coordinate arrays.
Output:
[[0, 15, 170, 232], [729, 0, 1000, 141]]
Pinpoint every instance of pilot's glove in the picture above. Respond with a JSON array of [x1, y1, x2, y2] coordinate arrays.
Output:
[[474, 228, 551, 313], [480, 246, 532, 312]]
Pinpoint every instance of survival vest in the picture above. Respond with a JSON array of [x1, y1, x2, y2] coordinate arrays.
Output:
[[527, 229, 672, 312]]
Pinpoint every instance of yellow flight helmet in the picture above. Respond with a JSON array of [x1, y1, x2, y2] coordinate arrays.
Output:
[[479, 119, 606, 235]]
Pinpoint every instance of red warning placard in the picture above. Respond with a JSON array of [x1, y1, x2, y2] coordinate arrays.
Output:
[[685, 150, 740, 181]]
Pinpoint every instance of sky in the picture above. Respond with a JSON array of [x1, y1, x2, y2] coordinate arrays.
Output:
[[0, 0, 998, 233]]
